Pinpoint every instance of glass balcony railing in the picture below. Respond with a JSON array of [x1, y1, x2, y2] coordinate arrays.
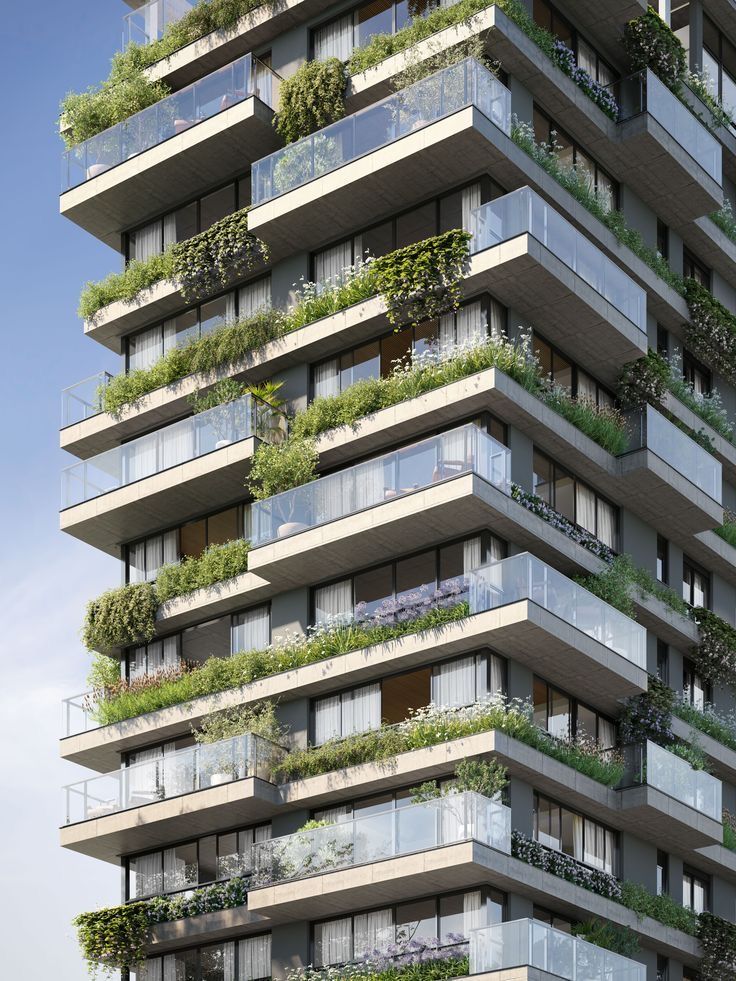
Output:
[[123, 0, 195, 48], [62, 54, 278, 191], [469, 553, 646, 668], [470, 919, 646, 981], [469, 186, 646, 331], [250, 423, 511, 546], [61, 393, 287, 509], [62, 732, 284, 825], [61, 372, 112, 428], [619, 740, 722, 820], [251, 58, 511, 205], [62, 692, 100, 738], [249, 791, 510, 887], [609, 69, 722, 184], [623, 404, 722, 502]]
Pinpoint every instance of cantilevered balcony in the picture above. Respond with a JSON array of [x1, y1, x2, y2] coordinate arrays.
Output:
[[249, 58, 511, 259], [608, 68, 722, 227], [123, 0, 194, 48], [62, 731, 283, 825], [60, 54, 280, 247], [617, 740, 723, 847], [470, 918, 646, 981], [61, 372, 112, 429], [60, 394, 286, 554]]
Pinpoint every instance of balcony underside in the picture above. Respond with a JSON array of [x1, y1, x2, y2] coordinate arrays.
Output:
[[618, 784, 723, 850], [59, 436, 258, 556], [60, 98, 278, 249], [60, 602, 647, 772]]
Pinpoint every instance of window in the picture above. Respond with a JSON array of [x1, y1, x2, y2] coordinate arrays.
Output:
[[533, 907, 573, 932], [312, 297, 506, 399], [312, 534, 505, 625], [127, 824, 271, 899], [656, 641, 669, 686], [657, 220, 669, 260], [533, 107, 617, 210], [657, 955, 669, 981], [533, 334, 614, 408], [683, 657, 711, 709], [656, 536, 668, 584], [312, 889, 504, 966], [533, 449, 618, 549], [656, 325, 669, 358], [683, 249, 710, 290], [533, 792, 618, 874], [683, 868, 709, 913], [133, 935, 271, 981], [532, 0, 614, 84], [533, 677, 616, 748], [682, 557, 710, 608], [657, 850, 669, 896], [703, 14, 736, 131], [312, 0, 440, 61], [682, 350, 711, 396]]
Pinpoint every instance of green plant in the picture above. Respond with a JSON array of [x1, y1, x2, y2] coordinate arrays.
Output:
[[684, 278, 736, 386], [155, 538, 251, 603], [82, 582, 157, 652], [86, 652, 121, 692], [372, 229, 471, 326], [187, 377, 248, 414], [410, 757, 508, 801], [571, 920, 640, 958], [715, 517, 736, 548], [390, 31, 496, 91], [619, 880, 698, 935], [78, 250, 175, 321], [575, 556, 637, 619], [673, 698, 736, 753], [697, 911, 736, 978], [723, 810, 736, 852], [691, 607, 736, 690], [90, 603, 468, 726], [74, 902, 150, 977], [711, 199, 736, 243], [541, 384, 628, 455], [622, 7, 686, 89], [687, 70, 735, 130], [246, 436, 318, 501], [193, 700, 285, 744], [618, 350, 670, 409], [275, 58, 346, 144]]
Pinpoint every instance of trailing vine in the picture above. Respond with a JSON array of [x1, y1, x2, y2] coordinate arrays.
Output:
[[82, 582, 157, 653], [683, 279, 736, 386], [697, 911, 736, 980], [371, 228, 471, 326], [622, 7, 686, 89], [274, 59, 347, 144], [617, 350, 670, 410], [692, 608, 736, 691], [171, 207, 268, 303]]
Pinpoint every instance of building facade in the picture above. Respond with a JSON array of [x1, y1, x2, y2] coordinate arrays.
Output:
[[58, 0, 736, 978]]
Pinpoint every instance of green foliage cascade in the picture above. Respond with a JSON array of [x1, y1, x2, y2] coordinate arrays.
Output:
[[684, 278, 736, 386], [275, 58, 347, 143], [82, 583, 157, 653], [622, 6, 686, 89]]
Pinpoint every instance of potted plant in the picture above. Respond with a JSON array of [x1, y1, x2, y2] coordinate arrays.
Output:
[[246, 436, 319, 538]]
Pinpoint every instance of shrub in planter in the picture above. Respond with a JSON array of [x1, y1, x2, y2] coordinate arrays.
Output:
[[622, 7, 686, 89], [274, 58, 346, 144], [74, 902, 150, 976], [510, 484, 615, 562], [82, 582, 157, 652], [155, 538, 252, 603], [618, 350, 670, 409], [684, 278, 736, 385], [78, 250, 175, 321], [512, 831, 623, 900], [246, 436, 319, 501], [410, 758, 508, 802]]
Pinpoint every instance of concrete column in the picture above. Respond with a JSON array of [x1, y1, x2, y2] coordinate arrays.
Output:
[[509, 77, 534, 128], [711, 875, 736, 921], [711, 572, 736, 626], [277, 697, 310, 750], [506, 426, 534, 494], [272, 252, 309, 309], [507, 659, 533, 703], [621, 832, 658, 893], [689, 0, 703, 74], [271, 587, 310, 640], [271, 921, 311, 979], [506, 893, 534, 920], [509, 777, 534, 838], [272, 807, 310, 837], [620, 509, 657, 575]]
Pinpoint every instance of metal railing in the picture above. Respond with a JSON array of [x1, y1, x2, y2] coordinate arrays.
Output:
[[623, 404, 722, 502], [251, 57, 511, 204], [619, 740, 722, 820], [61, 372, 112, 428], [62, 732, 285, 825], [61, 393, 287, 508], [249, 791, 510, 887], [123, 0, 195, 48], [470, 919, 646, 980], [606, 68, 722, 183], [61, 693, 100, 738], [250, 423, 511, 546], [469, 185, 647, 331], [469, 552, 646, 668], [62, 54, 278, 191]]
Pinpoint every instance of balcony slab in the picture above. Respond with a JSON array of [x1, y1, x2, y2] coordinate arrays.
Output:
[[672, 714, 736, 785], [61, 97, 278, 249], [618, 783, 723, 850]]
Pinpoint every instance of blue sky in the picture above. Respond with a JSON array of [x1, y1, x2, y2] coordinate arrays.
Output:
[[0, 3, 140, 976]]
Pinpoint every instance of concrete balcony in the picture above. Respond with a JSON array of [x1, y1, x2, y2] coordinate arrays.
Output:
[[249, 59, 512, 261], [60, 55, 280, 248], [672, 713, 736, 785], [60, 394, 285, 555]]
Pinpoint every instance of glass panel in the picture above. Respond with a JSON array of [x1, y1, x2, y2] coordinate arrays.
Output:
[[123, 0, 195, 47], [61, 372, 112, 427]]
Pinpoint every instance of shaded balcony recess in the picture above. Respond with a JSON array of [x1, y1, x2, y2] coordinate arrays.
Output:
[[62, 53, 278, 192], [250, 423, 510, 546], [469, 553, 646, 669], [251, 58, 510, 205], [469, 186, 646, 332], [61, 393, 286, 509], [62, 732, 284, 825], [470, 918, 646, 981]]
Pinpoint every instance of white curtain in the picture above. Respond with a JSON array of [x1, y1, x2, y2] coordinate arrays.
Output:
[[315, 802, 353, 824], [162, 319, 180, 356], [163, 846, 194, 892], [129, 645, 148, 680], [222, 942, 236, 981], [314, 579, 353, 624], [354, 908, 394, 959], [134, 851, 162, 898], [139, 959, 163, 981], [240, 277, 272, 317], [313, 13, 354, 61], [354, 458, 385, 509], [572, 814, 584, 862], [124, 430, 158, 482], [463, 890, 485, 936], [576, 484, 596, 535], [456, 300, 485, 346], [313, 358, 341, 400], [126, 746, 161, 803], [239, 935, 271, 980], [432, 656, 476, 708], [129, 541, 147, 583], [132, 219, 162, 261], [488, 296, 505, 334], [463, 536, 482, 574], [583, 819, 605, 870], [599, 717, 616, 750], [231, 605, 270, 652], [163, 213, 177, 248], [461, 183, 482, 231], [597, 499, 616, 549], [314, 240, 352, 290], [342, 683, 380, 737], [129, 325, 163, 372], [163, 955, 176, 981], [160, 416, 195, 470], [314, 694, 342, 745], [489, 653, 504, 697], [315, 917, 352, 967]]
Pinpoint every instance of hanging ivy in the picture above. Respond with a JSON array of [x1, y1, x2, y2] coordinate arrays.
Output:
[[274, 58, 347, 144], [622, 7, 686, 89], [371, 228, 471, 326], [171, 207, 268, 303], [617, 350, 670, 410], [74, 902, 149, 977], [697, 912, 736, 979], [692, 608, 736, 691], [82, 582, 157, 653], [683, 279, 736, 386]]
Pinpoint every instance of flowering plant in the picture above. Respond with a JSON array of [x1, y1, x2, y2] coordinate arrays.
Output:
[[512, 830, 623, 900], [551, 40, 619, 118], [510, 483, 615, 562], [622, 8, 686, 89], [285, 938, 469, 980]]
